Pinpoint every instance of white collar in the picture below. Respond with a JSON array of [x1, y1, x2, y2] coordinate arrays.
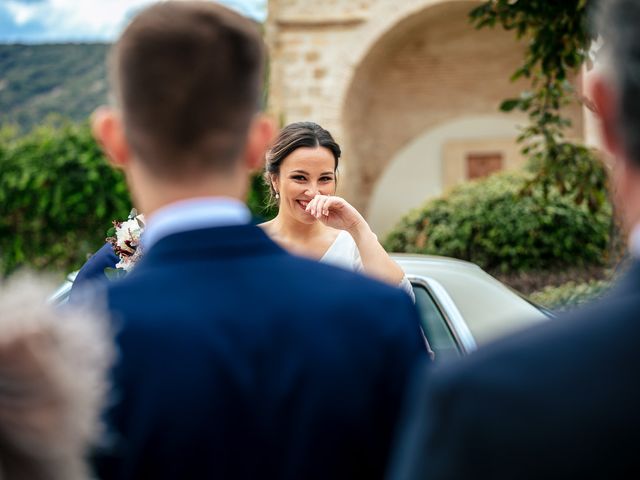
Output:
[[142, 197, 251, 250]]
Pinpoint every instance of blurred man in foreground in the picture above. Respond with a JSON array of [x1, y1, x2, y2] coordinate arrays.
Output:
[[389, 1, 640, 478], [89, 2, 427, 479]]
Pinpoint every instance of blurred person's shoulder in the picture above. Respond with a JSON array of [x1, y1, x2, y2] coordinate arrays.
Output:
[[428, 275, 640, 399]]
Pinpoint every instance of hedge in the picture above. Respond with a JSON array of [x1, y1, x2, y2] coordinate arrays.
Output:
[[529, 279, 612, 311], [0, 122, 131, 276], [0, 122, 275, 276], [384, 171, 613, 273]]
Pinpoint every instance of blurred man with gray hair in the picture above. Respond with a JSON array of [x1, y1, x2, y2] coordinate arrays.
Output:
[[0, 275, 112, 480], [388, 1, 640, 478]]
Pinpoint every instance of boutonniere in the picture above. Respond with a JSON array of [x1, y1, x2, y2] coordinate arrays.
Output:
[[105, 209, 145, 277]]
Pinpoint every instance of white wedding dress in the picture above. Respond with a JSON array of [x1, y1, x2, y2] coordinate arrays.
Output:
[[320, 230, 415, 301]]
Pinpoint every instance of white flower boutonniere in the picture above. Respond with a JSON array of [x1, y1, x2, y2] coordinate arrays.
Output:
[[106, 209, 146, 273]]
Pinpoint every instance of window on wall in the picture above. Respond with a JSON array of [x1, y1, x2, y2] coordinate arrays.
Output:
[[466, 152, 503, 180]]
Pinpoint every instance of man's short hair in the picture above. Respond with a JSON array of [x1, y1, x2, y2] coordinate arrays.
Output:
[[109, 1, 264, 177], [597, 0, 640, 166]]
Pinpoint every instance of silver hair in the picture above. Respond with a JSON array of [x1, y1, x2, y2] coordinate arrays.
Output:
[[596, 0, 640, 165], [0, 274, 114, 480]]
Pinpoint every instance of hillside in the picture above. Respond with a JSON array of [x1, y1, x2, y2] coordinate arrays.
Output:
[[0, 43, 110, 132]]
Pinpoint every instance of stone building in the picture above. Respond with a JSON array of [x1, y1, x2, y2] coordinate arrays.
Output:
[[266, 0, 585, 235]]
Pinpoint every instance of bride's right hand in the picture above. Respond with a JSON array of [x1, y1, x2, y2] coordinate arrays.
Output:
[[305, 194, 367, 234]]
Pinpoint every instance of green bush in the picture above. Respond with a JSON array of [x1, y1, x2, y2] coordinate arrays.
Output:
[[529, 279, 612, 311], [0, 122, 132, 276], [247, 170, 277, 222], [384, 172, 613, 273], [0, 121, 276, 276]]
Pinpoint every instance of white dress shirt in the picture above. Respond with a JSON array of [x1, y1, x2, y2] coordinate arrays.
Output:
[[142, 197, 251, 251]]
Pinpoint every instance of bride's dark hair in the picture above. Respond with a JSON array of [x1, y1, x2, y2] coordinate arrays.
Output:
[[264, 122, 341, 202]]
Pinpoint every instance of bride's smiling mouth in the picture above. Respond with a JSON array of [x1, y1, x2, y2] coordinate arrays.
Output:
[[295, 199, 316, 216]]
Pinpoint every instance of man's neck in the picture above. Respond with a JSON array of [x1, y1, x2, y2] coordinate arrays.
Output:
[[129, 166, 248, 218]]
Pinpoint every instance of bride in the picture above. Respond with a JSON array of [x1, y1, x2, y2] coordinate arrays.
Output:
[[260, 122, 414, 299]]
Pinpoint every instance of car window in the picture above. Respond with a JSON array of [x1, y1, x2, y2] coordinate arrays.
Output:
[[422, 269, 547, 345], [412, 285, 460, 362]]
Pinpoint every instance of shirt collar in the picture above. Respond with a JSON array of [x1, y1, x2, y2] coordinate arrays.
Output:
[[142, 197, 251, 250]]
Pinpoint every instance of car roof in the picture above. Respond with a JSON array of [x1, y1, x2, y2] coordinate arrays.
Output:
[[391, 253, 484, 275], [391, 253, 548, 346]]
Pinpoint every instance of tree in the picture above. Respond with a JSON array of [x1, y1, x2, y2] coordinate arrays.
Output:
[[470, 0, 608, 212]]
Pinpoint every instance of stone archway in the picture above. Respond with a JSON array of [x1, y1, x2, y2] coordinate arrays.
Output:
[[266, 0, 468, 148], [341, 0, 582, 220]]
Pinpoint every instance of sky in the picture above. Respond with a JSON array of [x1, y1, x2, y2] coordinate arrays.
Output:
[[0, 0, 267, 43]]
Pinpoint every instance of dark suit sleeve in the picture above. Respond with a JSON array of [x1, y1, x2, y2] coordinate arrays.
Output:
[[386, 362, 442, 480], [386, 360, 501, 480], [70, 243, 118, 302], [387, 293, 432, 389], [379, 292, 433, 467]]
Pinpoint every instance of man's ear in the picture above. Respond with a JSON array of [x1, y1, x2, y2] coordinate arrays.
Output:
[[91, 106, 131, 170], [244, 114, 276, 172], [589, 73, 623, 157]]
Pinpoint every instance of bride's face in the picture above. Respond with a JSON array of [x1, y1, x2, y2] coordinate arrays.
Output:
[[274, 146, 336, 224]]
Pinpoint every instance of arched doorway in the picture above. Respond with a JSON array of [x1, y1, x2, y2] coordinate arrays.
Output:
[[340, 0, 583, 230], [367, 115, 524, 235]]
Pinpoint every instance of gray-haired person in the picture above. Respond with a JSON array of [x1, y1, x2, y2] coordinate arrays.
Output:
[[0, 275, 112, 480], [387, 1, 640, 478]]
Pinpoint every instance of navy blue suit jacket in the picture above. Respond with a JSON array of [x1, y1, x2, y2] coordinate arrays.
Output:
[[93, 225, 427, 480], [388, 261, 640, 480], [69, 242, 118, 302]]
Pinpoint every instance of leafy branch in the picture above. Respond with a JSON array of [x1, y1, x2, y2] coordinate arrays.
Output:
[[470, 0, 608, 212]]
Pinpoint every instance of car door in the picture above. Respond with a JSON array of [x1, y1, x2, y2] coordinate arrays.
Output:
[[410, 277, 471, 362]]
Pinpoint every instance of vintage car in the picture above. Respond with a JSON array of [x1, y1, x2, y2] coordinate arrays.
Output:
[[50, 253, 550, 360]]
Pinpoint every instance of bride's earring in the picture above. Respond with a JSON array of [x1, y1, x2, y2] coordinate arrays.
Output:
[[275, 192, 280, 200]]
